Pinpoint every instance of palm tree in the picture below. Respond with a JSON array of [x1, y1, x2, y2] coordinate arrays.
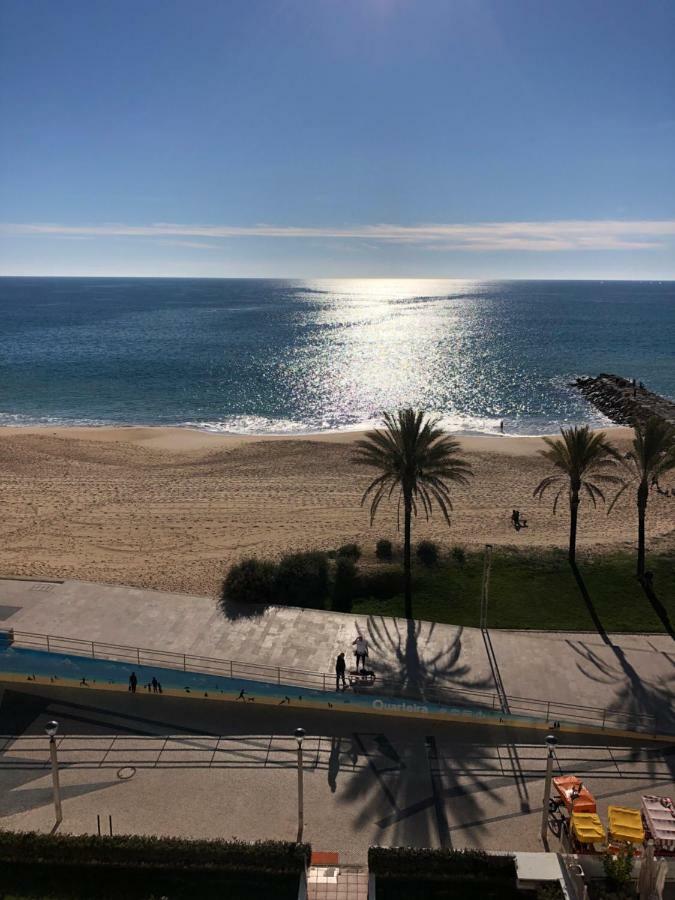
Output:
[[353, 408, 473, 619], [533, 425, 623, 565], [608, 417, 675, 579]]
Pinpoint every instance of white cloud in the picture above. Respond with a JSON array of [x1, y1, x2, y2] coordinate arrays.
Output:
[[155, 239, 221, 250], [2, 218, 674, 252]]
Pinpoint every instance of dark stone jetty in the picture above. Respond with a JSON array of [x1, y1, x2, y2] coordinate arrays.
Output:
[[575, 374, 675, 428]]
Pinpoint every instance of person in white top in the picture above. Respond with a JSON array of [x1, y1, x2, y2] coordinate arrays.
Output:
[[352, 635, 369, 672]]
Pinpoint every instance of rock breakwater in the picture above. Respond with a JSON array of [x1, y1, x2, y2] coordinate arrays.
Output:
[[575, 374, 675, 427]]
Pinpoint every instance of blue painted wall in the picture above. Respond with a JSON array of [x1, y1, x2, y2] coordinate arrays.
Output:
[[0, 643, 511, 724]]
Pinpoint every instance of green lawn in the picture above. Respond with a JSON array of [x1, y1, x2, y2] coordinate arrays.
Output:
[[352, 549, 675, 633]]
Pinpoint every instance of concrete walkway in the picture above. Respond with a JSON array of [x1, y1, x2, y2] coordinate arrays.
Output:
[[0, 578, 673, 732], [0, 683, 673, 864]]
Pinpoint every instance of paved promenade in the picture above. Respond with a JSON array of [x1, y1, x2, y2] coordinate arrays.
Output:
[[0, 578, 673, 732], [0, 683, 673, 863]]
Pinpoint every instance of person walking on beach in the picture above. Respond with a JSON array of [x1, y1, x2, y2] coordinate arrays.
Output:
[[499, 420, 504, 433], [335, 652, 347, 691], [129, 671, 137, 694], [151, 676, 159, 694], [352, 635, 369, 672]]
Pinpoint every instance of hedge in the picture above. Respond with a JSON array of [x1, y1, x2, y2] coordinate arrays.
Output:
[[0, 832, 309, 871], [0, 864, 300, 899], [374, 877, 525, 900], [0, 833, 309, 900], [369, 848, 523, 900], [368, 846, 516, 878]]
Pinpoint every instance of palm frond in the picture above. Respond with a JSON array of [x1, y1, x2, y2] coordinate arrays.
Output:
[[352, 406, 473, 530]]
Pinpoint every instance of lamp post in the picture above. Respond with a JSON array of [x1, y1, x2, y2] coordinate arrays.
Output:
[[45, 719, 62, 826], [540, 734, 558, 847], [294, 727, 305, 842]]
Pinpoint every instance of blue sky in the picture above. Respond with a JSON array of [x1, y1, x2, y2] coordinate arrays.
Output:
[[1, 0, 674, 278]]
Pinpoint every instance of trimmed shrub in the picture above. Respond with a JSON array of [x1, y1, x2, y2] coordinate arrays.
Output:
[[219, 558, 276, 609], [416, 540, 439, 567], [0, 832, 309, 900], [451, 545, 467, 568], [337, 542, 361, 560], [376, 538, 393, 561], [275, 551, 329, 609], [332, 557, 357, 613]]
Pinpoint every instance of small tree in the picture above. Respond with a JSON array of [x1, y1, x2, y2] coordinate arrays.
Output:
[[602, 848, 634, 897]]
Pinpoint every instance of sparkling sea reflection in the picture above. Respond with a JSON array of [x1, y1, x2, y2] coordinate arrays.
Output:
[[0, 277, 673, 435]]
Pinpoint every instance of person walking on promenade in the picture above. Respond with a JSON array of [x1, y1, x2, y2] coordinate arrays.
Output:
[[335, 652, 347, 691], [129, 672, 137, 694], [151, 677, 159, 693], [352, 635, 369, 672]]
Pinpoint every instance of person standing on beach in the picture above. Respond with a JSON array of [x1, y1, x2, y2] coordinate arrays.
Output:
[[335, 652, 346, 691], [499, 420, 504, 433], [129, 672, 137, 694]]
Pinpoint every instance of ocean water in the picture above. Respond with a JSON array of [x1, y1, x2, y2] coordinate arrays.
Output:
[[0, 277, 673, 436]]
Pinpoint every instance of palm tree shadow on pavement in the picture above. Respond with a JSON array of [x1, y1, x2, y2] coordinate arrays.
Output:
[[337, 728, 507, 852], [568, 565, 675, 735], [361, 615, 495, 703]]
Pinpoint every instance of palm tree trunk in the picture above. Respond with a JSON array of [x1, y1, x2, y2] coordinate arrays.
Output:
[[568, 487, 579, 565], [637, 479, 648, 579], [403, 494, 412, 620]]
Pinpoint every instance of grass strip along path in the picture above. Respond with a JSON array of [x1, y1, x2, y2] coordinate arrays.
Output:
[[352, 549, 674, 634]]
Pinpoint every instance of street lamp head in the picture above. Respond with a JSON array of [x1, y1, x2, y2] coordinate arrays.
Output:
[[545, 734, 558, 749], [294, 727, 306, 745], [45, 720, 59, 738]]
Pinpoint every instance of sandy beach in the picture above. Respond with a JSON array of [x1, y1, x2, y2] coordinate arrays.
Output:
[[0, 425, 672, 597]]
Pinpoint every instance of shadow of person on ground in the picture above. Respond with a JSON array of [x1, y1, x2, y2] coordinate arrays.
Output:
[[327, 735, 341, 793]]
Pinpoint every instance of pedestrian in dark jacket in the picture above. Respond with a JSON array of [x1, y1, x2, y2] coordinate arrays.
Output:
[[335, 652, 347, 691], [129, 672, 137, 694]]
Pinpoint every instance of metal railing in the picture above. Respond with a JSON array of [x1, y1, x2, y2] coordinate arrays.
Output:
[[0, 628, 661, 735]]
